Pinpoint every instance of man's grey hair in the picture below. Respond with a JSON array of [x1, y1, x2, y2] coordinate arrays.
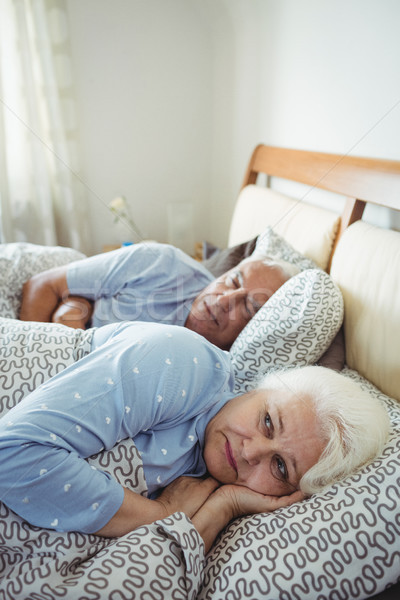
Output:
[[240, 254, 300, 281]]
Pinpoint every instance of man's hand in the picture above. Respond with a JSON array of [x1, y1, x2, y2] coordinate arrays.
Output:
[[52, 296, 93, 329]]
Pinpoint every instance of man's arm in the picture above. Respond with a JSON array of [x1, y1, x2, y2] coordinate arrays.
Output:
[[19, 266, 93, 328], [51, 296, 93, 328], [19, 266, 69, 322]]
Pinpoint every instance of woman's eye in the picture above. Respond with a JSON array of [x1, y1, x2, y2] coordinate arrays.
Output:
[[265, 413, 272, 433], [275, 456, 288, 480]]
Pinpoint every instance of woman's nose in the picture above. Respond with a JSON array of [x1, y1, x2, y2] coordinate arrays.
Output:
[[242, 437, 268, 466]]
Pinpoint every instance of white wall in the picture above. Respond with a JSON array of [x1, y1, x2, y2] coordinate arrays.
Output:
[[66, 0, 400, 254], [67, 0, 215, 254], [254, 0, 400, 230]]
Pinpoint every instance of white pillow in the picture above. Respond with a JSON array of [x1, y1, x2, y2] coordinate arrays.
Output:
[[0, 242, 85, 319], [230, 269, 343, 393], [0, 317, 94, 418], [252, 225, 318, 271], [228, 185, 340, 270], [331, 220, 400, 402]]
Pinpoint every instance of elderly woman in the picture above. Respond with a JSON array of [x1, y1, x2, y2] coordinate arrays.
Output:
[[0, 321, 389, 553]]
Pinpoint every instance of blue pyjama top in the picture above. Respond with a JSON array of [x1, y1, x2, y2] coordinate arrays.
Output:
[[0, 321, 235, 533], [66, 242, 214, 327]]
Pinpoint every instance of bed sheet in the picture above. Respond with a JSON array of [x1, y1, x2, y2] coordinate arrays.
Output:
[[0, 243, 398, 599], [1, 369, 399, 600]]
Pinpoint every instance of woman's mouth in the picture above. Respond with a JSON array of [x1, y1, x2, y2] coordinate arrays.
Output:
[[225, 440, 238, 472]]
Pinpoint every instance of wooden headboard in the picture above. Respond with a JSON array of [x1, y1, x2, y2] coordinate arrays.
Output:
[[242, 144, 400, 243]]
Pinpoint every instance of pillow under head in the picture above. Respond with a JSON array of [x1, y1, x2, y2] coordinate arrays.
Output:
[[252, 226, 318, 271], [230, 268, 344, 393]]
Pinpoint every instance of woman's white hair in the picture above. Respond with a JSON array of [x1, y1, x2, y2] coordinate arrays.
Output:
[[257, 366, 390, 494]]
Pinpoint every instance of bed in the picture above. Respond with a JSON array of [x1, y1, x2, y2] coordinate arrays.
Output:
[[0, 145, 400, 599]]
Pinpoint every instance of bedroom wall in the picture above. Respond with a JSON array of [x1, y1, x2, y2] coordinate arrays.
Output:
[[66, 0, 400, 254], [209, 0, 400, 241], [66, 0, 216, 254]]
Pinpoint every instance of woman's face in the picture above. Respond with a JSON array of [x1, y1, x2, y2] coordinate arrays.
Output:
[[203, 387, 325, 496]]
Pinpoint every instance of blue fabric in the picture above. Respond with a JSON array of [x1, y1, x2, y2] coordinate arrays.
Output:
[[67, 243, 214, 328], [0, 322, 234, 533]]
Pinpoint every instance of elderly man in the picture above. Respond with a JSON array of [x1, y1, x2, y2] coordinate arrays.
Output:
[[20, 241, 297, 350]]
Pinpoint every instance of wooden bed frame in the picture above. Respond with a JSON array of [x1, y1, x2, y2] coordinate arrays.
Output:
[[240, 145, 400, 600], [1, 146, 400, 600], [241, 144, 400, 253]]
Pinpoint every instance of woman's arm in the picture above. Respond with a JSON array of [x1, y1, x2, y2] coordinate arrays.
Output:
[[192, 484, 305, 553], [0, 323, 233, 534], [0, 432, 219, 535], [95, 477, 220, 537]]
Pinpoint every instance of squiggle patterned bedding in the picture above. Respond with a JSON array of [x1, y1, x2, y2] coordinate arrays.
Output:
[[0, 243, 399, 598], [0, 242, 85, 320], [1, 370, 399, 599], [198, 370, 400, 600], [0, 318, 94, 418]]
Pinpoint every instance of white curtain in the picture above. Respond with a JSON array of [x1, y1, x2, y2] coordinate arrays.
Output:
[[0, 0, 91, 252]]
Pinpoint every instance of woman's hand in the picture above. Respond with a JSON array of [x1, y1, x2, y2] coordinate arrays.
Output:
[[95, 477, 219, 538], [213, 484, 306, 521], [155, 476, 220, 519], [192, 484, 306, 553]]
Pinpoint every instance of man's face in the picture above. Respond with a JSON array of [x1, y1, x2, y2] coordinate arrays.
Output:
[[184, 260, 288, 349], [203, 387, 325, 497]]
